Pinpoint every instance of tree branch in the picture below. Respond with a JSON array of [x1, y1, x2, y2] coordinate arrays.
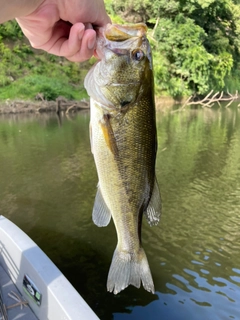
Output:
[[183, 90, 238, 109]]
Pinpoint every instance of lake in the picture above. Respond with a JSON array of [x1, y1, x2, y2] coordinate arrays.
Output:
[[0, 104, 240, 319]]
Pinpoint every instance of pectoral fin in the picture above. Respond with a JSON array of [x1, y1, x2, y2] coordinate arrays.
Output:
[[144, 178, 161, 226], [100, 114, 118, 157], [93, 185, 111, 227]]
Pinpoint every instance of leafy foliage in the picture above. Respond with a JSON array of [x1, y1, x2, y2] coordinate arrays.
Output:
[[0, 75, 87, 101], [1, 3, 240, 100], [112, 0, 240, 97], [153, 16, 213, 97], [0, 20, 23, 40], [0, 21, 91, 101]]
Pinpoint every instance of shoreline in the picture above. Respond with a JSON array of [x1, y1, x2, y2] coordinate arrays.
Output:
[[1, 95, 239, 114], [0, 98, 90, 114], [0, 96, 183, 114]]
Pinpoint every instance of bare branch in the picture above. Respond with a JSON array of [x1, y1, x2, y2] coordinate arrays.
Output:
[[225, 99, 235, 108], [152, 17, 160, 37], [180, 90, 239, 110], [66, 104, 76, 114]]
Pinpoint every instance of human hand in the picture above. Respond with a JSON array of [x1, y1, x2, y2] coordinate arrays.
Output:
[[16, 0, 111, 62]]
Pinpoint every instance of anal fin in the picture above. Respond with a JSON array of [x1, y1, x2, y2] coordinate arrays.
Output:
[[93, 185, 111, 227], [144, 177, 161, 226]]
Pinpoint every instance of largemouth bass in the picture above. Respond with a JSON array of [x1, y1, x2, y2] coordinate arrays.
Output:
[[84, 23, 161, 294]]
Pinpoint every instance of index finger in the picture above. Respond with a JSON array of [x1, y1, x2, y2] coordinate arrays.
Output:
[[59, 0, 111, 26]]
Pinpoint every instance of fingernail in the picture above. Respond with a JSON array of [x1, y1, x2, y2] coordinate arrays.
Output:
[[84, 23, 93, 30], [88, 36, 96, 50], [78, 26, 85, 40]]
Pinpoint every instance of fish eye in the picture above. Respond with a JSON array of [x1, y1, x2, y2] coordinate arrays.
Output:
[[132, 49, 145, 61]]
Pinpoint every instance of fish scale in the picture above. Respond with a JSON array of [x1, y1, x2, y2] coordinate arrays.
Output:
[[84, 23, 161, 294]]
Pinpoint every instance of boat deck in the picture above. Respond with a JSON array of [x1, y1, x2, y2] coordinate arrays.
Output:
[[0, 265, 38, 320]]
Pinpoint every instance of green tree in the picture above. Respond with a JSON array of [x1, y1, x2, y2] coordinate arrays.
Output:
[[112, 0, 240, 97]]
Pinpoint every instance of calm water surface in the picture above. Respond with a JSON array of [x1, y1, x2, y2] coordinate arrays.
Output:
[[0, 105, 240, 319]]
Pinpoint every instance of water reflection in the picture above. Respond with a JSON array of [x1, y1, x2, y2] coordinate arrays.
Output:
[[0, 106, 240, 319]]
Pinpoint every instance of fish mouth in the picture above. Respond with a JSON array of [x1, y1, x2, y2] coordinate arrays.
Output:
[[95, 23, 147, 41], [95, 23, 148, 59], [104, 23, 147, 41]]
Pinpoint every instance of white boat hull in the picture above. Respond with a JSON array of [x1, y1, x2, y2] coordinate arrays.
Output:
[[0, 215, 99, 320]]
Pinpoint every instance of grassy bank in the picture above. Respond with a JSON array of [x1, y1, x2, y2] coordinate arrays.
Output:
[[0, 21, 95, 102], [0, 73, 89, 101]]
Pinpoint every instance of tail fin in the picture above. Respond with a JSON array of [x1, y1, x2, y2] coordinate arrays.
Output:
[[107, 247, 154, 294]]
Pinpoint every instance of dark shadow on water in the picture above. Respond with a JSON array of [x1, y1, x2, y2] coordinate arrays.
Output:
[[27, 225, 158, 320]]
